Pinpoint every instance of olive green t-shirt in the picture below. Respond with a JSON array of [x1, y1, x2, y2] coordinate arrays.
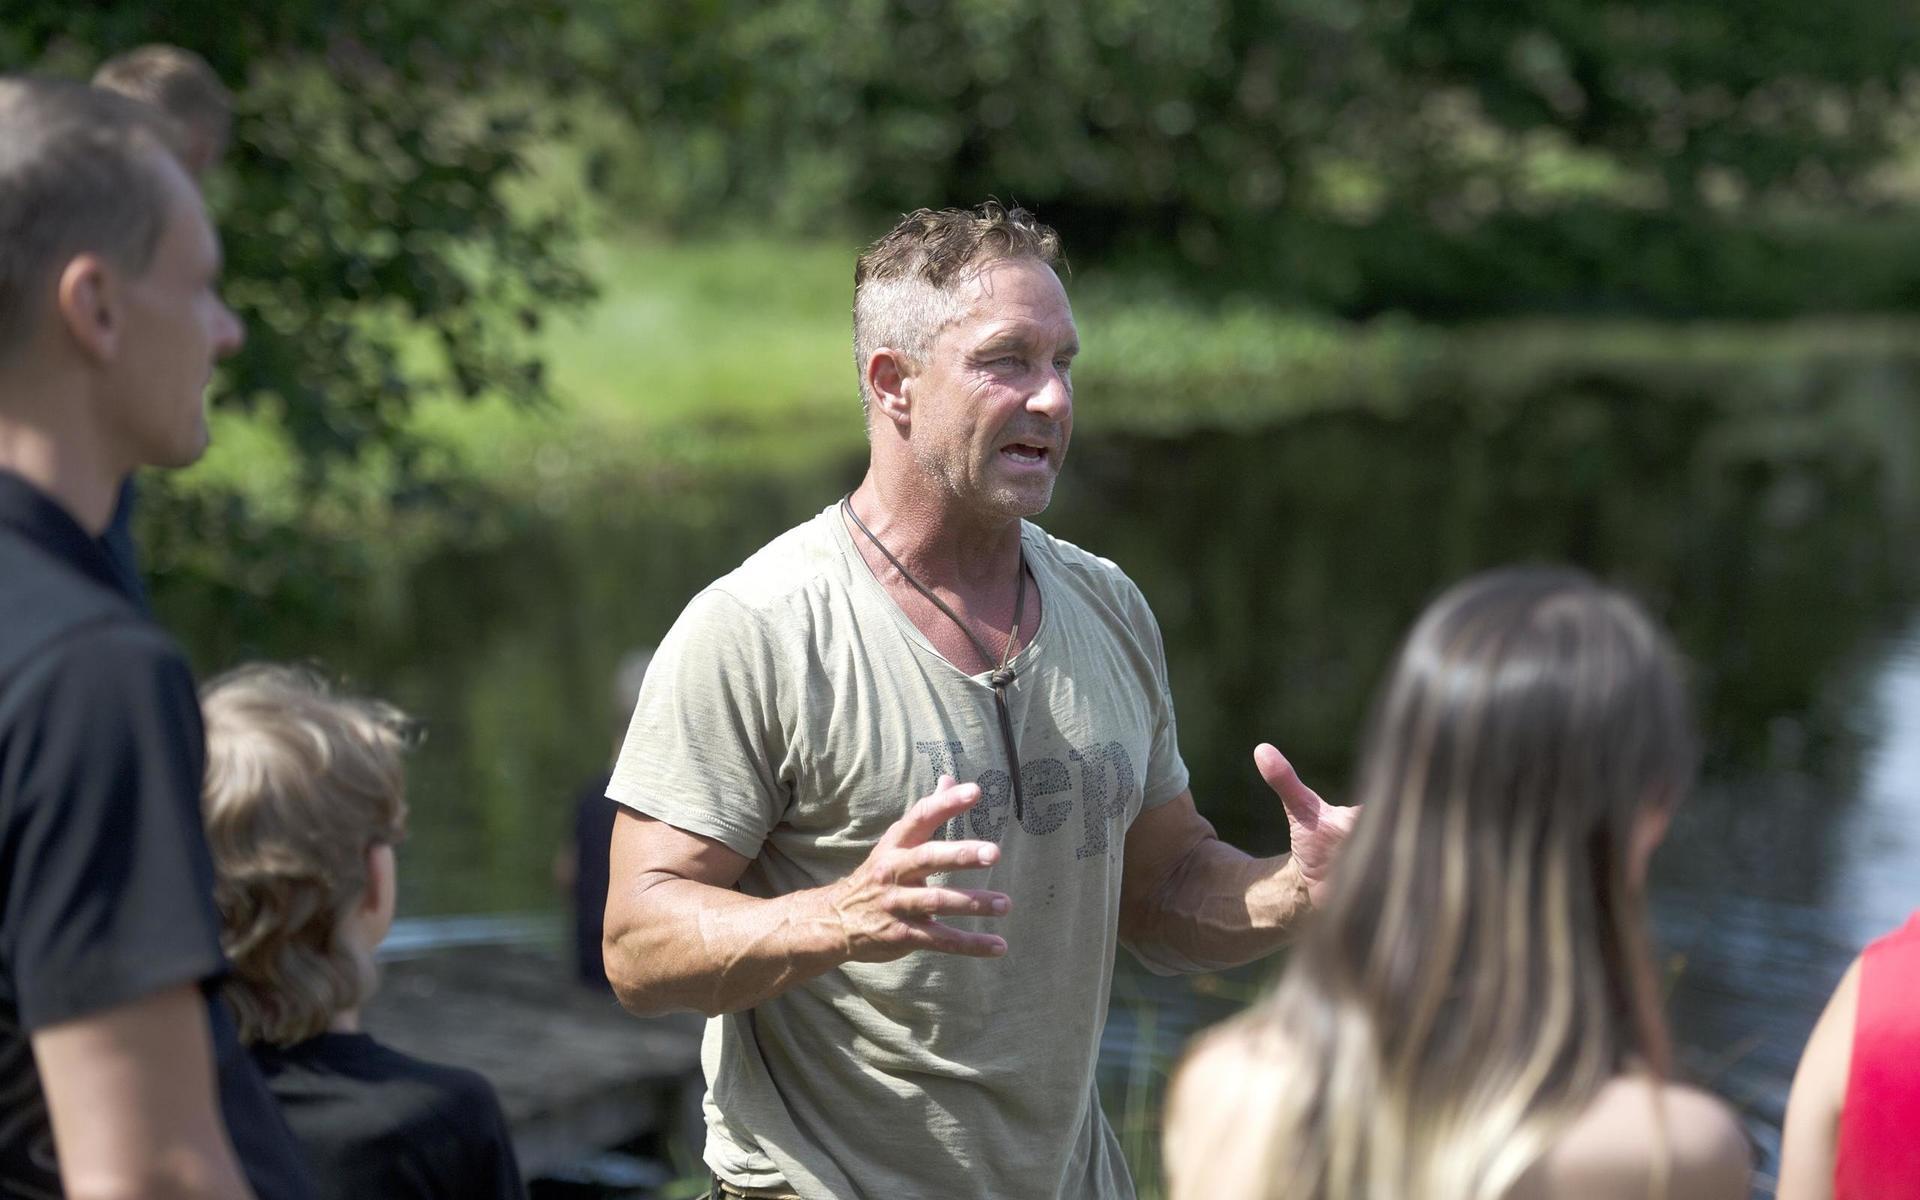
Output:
[[609, 503, 1190, 1200]]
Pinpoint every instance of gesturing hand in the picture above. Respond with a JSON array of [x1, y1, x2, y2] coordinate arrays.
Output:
[[826, 775, 1011, 963], [1255, 743, 1361, 909]]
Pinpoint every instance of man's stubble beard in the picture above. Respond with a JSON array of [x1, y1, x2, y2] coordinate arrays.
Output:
[[911, 439, 1061, 526]]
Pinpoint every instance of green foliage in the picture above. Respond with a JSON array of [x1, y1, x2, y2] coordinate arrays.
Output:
[[2, 4, 595, 605], [574, 0, 1920, 317]]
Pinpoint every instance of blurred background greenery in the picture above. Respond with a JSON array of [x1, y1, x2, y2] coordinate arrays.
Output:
[[11, 3, 1920, 1193]]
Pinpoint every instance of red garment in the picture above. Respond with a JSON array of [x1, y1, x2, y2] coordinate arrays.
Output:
[[1836, 912, 1920, 1200]]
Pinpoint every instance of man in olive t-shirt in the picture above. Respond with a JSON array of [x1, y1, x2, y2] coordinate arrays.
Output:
[[603, 204, 1359, 1199]]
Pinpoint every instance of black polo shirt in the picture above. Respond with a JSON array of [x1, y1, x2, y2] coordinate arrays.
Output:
[[99, 476, 149, 610], [0, 469, 314, 1199]]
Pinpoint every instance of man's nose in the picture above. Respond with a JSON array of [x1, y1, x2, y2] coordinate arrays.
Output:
[[1028, 367, 1071, 420]]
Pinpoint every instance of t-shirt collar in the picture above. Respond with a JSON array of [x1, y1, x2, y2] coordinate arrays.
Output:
[[0, 469, 134, 600], [827, 500, 1049, 682]]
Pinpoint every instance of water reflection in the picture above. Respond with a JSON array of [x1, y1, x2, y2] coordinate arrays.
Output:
[[1652, 616, 1920, 1187], [1833, 620, 1920, 943], [1045, 388, 1917, 1189]]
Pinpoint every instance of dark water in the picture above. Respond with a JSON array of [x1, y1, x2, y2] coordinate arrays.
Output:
[[164, 369, 1920, 1192]]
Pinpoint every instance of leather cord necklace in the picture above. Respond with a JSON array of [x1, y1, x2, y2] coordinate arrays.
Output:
[[841, 495, 1029, 821]]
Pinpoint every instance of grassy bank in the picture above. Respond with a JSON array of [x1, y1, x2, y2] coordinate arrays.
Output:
[[180, 226, 1920, 532]]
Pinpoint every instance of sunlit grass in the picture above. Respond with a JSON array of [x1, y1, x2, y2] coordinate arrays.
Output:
[[407, 230, 864, 487]]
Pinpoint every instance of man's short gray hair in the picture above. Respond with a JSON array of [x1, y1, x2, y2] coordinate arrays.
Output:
[[0, 76, 186, 358], [852, 201, 1063, 421]]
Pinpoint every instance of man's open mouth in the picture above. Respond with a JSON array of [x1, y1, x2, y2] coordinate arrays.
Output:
[[1001, 444, 1049, 465]]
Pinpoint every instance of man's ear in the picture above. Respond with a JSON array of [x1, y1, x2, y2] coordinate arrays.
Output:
[[866, 348, 913, 432], [54, 254, 121, 364]]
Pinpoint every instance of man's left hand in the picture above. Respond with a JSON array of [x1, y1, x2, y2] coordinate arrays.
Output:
[[1254, 742, 1360, 909]]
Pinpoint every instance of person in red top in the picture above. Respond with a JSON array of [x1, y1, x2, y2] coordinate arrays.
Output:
[[1780, 913, 1920, 1198]]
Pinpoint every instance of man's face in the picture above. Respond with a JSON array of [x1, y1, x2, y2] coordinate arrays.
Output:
[[104, 151, 244, 469], [905, 258, 1078, 522]]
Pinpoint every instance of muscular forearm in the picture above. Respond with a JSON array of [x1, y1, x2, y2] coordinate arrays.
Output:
[[607, 784, 1007, 1017], [606, 873, 855, 1017], [1120, 838, 1313, 974]]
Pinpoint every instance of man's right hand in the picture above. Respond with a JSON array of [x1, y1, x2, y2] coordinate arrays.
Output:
[[824, 775, 1011, 962], [605, 779, 1010, 1016]]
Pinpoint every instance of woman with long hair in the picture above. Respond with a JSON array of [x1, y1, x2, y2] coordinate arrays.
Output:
[[1163, 567, 1749, 1199]]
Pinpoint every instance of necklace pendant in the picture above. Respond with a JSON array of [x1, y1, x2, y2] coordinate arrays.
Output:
[[990, 666, 1017, 689]]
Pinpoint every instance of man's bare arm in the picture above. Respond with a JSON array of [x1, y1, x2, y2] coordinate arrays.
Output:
[[32, 983, 255, 1200], [604, 776, 1011, 1017], [1119, 793, 1310, 972], [1119, 745, 1356, 973]]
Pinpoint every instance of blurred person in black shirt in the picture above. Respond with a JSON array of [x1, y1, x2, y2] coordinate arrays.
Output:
[[0, 77, 311, 1199], [201, 665, 527, 1200], [556, 648, 653, 990]]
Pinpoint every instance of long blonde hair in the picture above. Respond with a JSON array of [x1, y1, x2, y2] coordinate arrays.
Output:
[[200, 664, 411, 1046], [1171, 567, 1694, 1200]]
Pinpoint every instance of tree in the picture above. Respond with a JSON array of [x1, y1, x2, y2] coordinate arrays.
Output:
[[573, 0, 1920, 317], [3, 3, 594, 635]]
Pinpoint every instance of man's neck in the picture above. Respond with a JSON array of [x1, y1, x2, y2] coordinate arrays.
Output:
[[848, 471, 1025, 593], [0, 402, 123, 536]]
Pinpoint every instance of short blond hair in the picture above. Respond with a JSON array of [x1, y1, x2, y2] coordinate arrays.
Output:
[[851, 201, 1063, 419], [91, 45, 231, 131], [92, 45, 231, 175], [201, 664, 411, 1047]]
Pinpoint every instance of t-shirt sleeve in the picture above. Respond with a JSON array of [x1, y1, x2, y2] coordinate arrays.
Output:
[[0, 622, 226, 1031], [1129, 581, 1190, 811], [606, 588, 791, 859]]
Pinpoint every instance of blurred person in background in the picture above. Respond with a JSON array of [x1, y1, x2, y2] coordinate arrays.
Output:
[[93, 44, 232, 177], [0, 76, 309, 1199], [202, 665, 526, 1200], [554, 647, 654, 991], [1163, 567, 1751, 1200], [1778, 915, 1920, 1198], [602, 202, 1358, 1200], [89, 42, 233, 609]]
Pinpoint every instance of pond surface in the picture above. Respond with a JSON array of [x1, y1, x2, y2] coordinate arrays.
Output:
[[166, 372, 1920, 1193]]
